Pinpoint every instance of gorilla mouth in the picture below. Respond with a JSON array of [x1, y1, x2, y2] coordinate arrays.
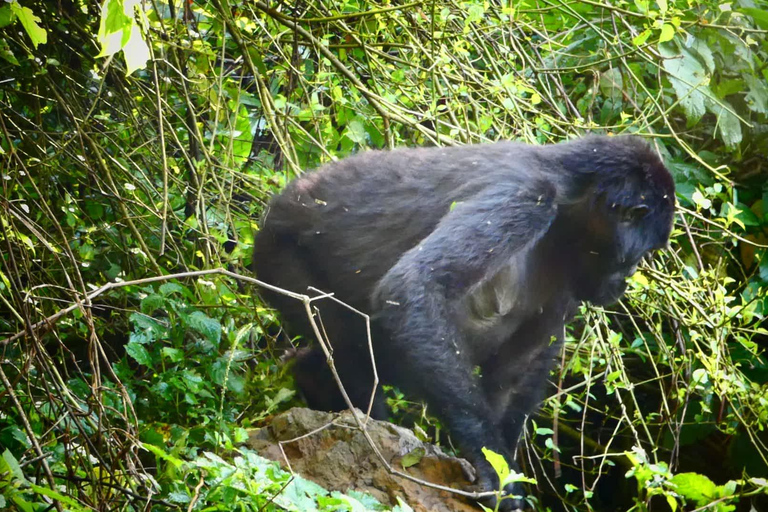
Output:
[[590, 275, 629, 306]]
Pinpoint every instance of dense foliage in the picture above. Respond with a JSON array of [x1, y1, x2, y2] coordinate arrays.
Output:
[[1, 0, 767, 510]]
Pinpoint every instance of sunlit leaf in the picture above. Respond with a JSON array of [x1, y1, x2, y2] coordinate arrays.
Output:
[[10, 3, 47, 48], [123, 22, 149, 75], [659, 24, 674, 43]]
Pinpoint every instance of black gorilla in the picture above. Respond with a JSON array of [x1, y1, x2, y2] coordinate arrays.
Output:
[[253, 135, 675, 511]]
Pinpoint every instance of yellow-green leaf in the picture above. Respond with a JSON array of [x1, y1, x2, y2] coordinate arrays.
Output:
[[481, 447, 510, 484], [633, 29, 652, 46], [10, 3, 47, 48], [401, 447, 425, 469], [659, 24, 675, 43]]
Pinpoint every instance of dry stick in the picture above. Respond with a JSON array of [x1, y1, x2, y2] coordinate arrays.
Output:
[[277, 419, 341, 474], [0, 268, 496, 500], [258, 475, 295, 512], [187, 474, 206, 512], [150, 48, 170, 256], [307, 286, 379, 423]]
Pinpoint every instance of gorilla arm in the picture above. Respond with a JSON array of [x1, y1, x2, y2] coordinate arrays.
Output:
[[372, 180, 558, 502]]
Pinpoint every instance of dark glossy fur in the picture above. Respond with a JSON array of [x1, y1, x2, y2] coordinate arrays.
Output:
[[253, 136, 675, 511]]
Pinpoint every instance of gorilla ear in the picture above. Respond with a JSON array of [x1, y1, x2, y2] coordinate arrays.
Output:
[[622, 204, 650, 223]]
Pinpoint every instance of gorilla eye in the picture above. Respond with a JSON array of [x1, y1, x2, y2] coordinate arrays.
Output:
[[622, 204, 649, 223]]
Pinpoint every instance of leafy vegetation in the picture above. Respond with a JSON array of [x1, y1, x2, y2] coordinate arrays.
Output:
[[1, 0, 767, 510]]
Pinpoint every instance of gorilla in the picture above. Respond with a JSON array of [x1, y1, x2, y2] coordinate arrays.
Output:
[[252, 135, 675, 511]]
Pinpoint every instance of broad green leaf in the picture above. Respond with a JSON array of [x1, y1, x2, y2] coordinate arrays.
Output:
[[692, 190, 712, 210], [10, 3, 47, 48], [686, 36, 714, 73], [188, 311, 222, 346], [161, 347, 184, 362], [159, 282, 184, 296], [670, 472, 717, 504], [2, 449, 25, 480], [97, 0, 132, 57], [125, 342, 152, 366], [392, 497, 415, 512], [97, 0, 150, 73], [659, 44, 709, 124], [743, 8, 768, 30], [666, 494, 678, 512], [745, 75, 768, 114], [659, 24, 674, 43], [28, 483, 85, 509], [141, 293, 165, 315], [345, 119, 367, 144], [0, 6, 15, 28], [600, 68, 623, 100], [710, 101, 742, 148], [482, 447, 510, 484]]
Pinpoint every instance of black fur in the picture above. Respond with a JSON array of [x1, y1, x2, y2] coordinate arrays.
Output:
[[253, 136, 675, 511]]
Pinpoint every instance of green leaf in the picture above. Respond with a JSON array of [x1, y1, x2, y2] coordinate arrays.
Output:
[[666, 494, 678, 512], [162, 347, 184, 362], [482, 447, 510, 484], [125, 342, 152, 366], [687, 36, 714, 73], [140, 294, 164, 314], [633, 29, 652, 46], [97, 0, 132, 58], [2, 449, 25, 480], [28, 483, 84, 509], [659, 44, 710, 124], [188, 311, 222, 346], [10, 3, 47, 48], [401, 447, 425, 469], [670, 472, 717, 504], [743, 8, 768, 30], [345, 119, 368, 144], [745, 75, 768, 114], [159, 282, 184, 296], [600, 68, 623, 99], [659, 24, 674, 43], [710, 101, 742, 148], [96, 0, 150, 73], [0, 6, 15, 28], [141, 442, 184, 468], [392, 497, 415, 512], [130, 313, 163, 338]]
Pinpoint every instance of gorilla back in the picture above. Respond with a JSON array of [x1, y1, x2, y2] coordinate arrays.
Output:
[[253, 135, 675, 511]]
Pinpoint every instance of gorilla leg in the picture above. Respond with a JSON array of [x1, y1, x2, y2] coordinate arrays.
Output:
[[254, 232, 386, 418]]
